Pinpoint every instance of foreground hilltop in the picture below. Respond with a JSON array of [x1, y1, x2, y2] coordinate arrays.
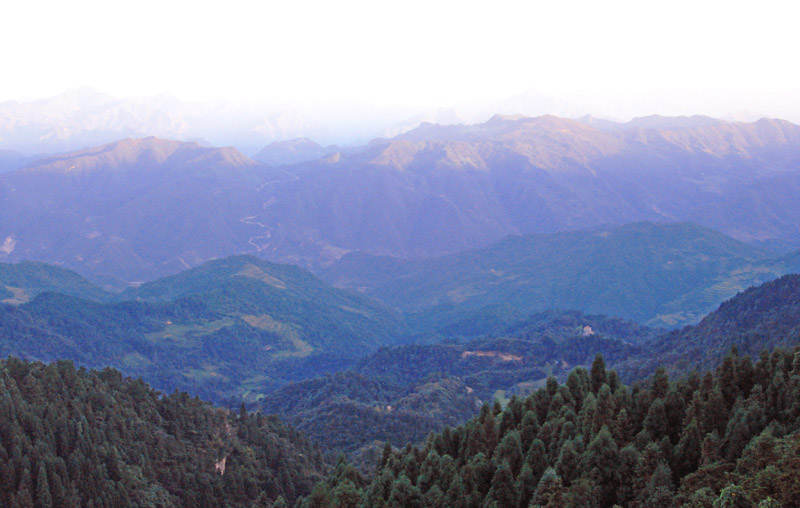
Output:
[[306, 343, 800, 507], [0, 357, 324, 507]]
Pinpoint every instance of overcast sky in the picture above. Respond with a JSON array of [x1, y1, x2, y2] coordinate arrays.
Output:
[[2, 0, 798, 114]]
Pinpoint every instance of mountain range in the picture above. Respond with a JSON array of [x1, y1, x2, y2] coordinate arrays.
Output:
[[2, 114, 800, 287]]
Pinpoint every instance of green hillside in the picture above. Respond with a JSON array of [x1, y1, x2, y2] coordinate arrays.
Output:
[[0, 260, 110, 304], [324, 222, 789, 329], [0, 255, 405, 404], [620, 274, 800, 380], [257, 311, 655, 468], [123, 255, 406, 358]]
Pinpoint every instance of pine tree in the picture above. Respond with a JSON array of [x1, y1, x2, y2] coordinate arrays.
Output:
[[387, 474, 424, 508], [590, 354, 607, 394], [515, 463, 536, 508], [35, 464, 53, 508], [644, 398, 668, 439], [424, 484, 444, 508], [555, 439, 580, 486], [445, 473, 468, 508], [302, 482, 333, 508], [565, 477, 601, 508], [331, 479, 361, 508], [486, 460, 517, 508], [674, 419, 703, 477], [640, 463, 674, 508], [519, 411, 540, 451], [525, 439, 548, 484], [493, 431, 523, 476], [532, 468, 565, 508], [582, 426, 620, 505]]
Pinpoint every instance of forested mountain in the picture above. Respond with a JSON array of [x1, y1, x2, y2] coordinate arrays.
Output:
[[259, 371, 481, 471], [620, 274, 800, 380], [2, 116, 800, 285], [0, 260, 110, 304], [257, 311, 656, 467], [0, 255, 404, 403], [0, 357, 324, 508], [260, 274, 800, 470], [304, 346, 800, 507], [323, 222, 790, 329]]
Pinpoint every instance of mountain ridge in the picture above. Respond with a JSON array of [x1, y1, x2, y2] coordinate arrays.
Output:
[[2, 114, 800, 284]]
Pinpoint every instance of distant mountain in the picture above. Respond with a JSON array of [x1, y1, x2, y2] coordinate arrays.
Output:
[[0, 137, 277, 284], [0, 87, 194, 153], [621, 273, 800, 379], [323, 222, 790, 329], [0, 87, 415, 154], [3, 115, 800, 285], [577, 114, 726, 132], [236, 114, 800, 266], [0, 260, 110, 304], [122, 255, 406, 360], [252, 138, 371, 166], [253, 138, 335, 165], [0, 255, 404, 403], [0, 149, 34, 173]]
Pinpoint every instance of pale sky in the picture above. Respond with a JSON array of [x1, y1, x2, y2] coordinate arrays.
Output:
[[2, 0, 799, 109]]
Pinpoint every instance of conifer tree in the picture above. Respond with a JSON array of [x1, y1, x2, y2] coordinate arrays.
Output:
[[486, 460, 517, 508], [35, 464, 53, 508], [590, 354, 607, 394], [532, 468, 565, 508], [331, 479, 361, 508], [515, 463, 536, 508], [387, 474, 424, 508]]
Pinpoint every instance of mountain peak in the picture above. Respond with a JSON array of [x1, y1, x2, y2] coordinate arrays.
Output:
[[19, 137, 255, 175], [486, 113, 528, 123]]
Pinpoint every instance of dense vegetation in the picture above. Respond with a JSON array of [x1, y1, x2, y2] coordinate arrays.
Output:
[[3, 256, 800, 481], [0, 261, 111, 304], [620, 274, 800, 380], [323, 222, 797, 329], [264, 275, 800, 469], [258, 311, 654, 468], [261, 371, 479, 471], [0, 256, 404, 404], [302, 347, 800, 507], [0, 357, 325, 508]]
